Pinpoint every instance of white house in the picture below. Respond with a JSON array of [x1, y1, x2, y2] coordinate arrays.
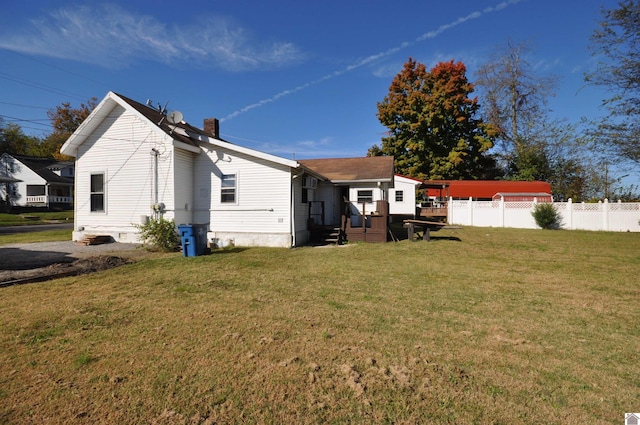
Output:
[[61, 92, 408, 247], [0, 154, 74, 209], [389, 175, 422, 216]]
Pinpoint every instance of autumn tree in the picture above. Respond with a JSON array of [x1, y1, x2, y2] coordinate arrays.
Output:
[[42, 98, 97, 160], [586, 0, 640, 166], [371, 58, 497, 180]]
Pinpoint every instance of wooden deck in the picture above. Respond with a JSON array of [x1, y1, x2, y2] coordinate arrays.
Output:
[[418, 204, 448, 221]]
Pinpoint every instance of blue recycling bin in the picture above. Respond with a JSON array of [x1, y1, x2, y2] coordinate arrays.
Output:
[[178, 224, 196, 257], [178, 224, 208, 257]]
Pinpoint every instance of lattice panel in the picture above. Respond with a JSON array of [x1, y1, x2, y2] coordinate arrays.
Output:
[[573, 203, 602, 211], [505, 201, 534, 209]]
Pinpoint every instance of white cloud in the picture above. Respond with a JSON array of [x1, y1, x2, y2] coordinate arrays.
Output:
[[0, 4, 302, 71], [222, 0, 524, 121]]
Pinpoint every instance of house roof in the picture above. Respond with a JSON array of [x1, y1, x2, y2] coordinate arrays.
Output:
[[115, 93, 205, 150], [394, 174, 423, 185], [62, 91, 299, 169], [6, 155, 73, 185], [494, 192, 552, 197], [424, 180, 552, 199], [299, 156, 394, 183]]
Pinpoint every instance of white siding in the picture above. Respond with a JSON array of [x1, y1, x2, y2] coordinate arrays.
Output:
[[314, 183, 341, 226], [293, 175, 309, 246], [389, 176, 420, 215], [0, 158, 46, 207], [74, 105, 175, 241], [348, 184, 386, 215], [193, 145, 295, 247], [173, 149, 194, 226]]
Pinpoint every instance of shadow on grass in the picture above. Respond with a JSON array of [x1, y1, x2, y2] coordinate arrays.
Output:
[[0, 247, 75, 270], [203, 247, 249, 256]]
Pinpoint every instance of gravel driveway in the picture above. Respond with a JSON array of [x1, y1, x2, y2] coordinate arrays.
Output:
[[0, 241, 143, 271]]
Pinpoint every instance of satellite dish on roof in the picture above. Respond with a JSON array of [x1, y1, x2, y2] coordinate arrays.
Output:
[[166, 110, 184, 124]]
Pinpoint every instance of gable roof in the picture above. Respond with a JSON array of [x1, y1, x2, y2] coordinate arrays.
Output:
[[115, 93, 206, 150], [299, 156, 394, 183], [394, 174, 423, 185], [61, 91, 299, 169], [2, 154, 73, 185]]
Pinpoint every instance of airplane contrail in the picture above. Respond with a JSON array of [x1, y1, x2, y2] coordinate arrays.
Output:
[[221, 0, 523, 122]]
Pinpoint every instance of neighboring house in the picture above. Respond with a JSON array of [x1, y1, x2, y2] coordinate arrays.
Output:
[[492, 192, 553, 202], [0, 153, 74, 209], [61, 92, 404, 247]]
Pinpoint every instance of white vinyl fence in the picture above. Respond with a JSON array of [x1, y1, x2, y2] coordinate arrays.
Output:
[[448, 198, 640, 232]]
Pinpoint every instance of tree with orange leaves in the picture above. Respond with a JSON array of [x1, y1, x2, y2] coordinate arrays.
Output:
[[42, 98, 97, 161], [371, 58, 498, 180]]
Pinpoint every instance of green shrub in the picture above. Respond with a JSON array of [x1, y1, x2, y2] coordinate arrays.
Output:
[[134, 217, 180, 252], [531, 202, 562, 230]]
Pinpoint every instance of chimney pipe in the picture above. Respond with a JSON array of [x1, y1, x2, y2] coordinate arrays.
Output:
[[204, 118, 220, 139]]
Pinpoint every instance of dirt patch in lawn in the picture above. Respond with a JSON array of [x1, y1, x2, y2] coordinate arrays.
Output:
[[0, 255, 132, 286]]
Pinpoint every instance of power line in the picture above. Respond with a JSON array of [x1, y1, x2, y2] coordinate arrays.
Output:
[[0, 71, 87, 102], [10, 51, 110, 89], [0, 114, 51, 128], [0, 101, 50, 110]]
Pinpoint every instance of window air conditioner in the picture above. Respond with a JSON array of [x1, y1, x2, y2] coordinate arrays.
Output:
[[303, 176, 317, 189]]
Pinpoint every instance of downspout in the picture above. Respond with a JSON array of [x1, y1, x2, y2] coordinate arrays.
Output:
[[151, 148, 159, 218], [290, 171, 296, 247]]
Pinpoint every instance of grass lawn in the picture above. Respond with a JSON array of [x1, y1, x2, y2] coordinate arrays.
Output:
[[0, 226, 638, 424], [0, 229, 72, 245], [0, 211, 73, 226]]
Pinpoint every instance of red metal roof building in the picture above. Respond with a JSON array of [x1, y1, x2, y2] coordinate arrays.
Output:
[[424, 180, 552, 201]]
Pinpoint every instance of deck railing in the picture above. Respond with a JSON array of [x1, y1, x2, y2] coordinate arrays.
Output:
[[26, 195, 73, 205]]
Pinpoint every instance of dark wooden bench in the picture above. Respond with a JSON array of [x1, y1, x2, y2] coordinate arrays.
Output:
[[403, 219, 462, 242]]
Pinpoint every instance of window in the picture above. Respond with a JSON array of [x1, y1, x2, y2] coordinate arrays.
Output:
[[90, 173, 105, 212], [221, 173, 236, 203], [357, 190, 373, 203], [395, 190, 404, 202], [302, 187, 308, 204]]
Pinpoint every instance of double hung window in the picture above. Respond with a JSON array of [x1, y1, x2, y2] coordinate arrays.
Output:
[[221, 173, 236, 203], [90, 173, 105, 212]]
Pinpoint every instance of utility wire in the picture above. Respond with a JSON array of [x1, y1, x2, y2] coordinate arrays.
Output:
[[9, 51, 109, 89], [0, 71, 87, 101], [0, 101, 50, 110], [0, 114, 51, 128]]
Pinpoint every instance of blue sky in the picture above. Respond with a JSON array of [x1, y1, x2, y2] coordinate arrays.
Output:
[[0, 0, 619, 163]]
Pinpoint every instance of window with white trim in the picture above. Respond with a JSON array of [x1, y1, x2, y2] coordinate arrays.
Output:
[[395, 190, 404, 202], [90, 173, 105, 212], [357, 190, 373, 203], [221, 173, 236, 203]]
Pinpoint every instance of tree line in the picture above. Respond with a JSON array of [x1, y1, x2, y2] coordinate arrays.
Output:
[[370, 1, 640, 201]]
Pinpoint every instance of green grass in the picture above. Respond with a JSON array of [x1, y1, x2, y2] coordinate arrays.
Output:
[[0, 226, 638, 424], [0, 229, 72, 245], [0, 210, 73, 226]]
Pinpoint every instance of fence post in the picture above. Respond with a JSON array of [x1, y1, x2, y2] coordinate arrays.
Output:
[[448, 196, 452, 224], [603, 198, 609, 231], [566, 198, 573, 229], [468, 196, 473, 226], [499, 197, 505, 227]]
